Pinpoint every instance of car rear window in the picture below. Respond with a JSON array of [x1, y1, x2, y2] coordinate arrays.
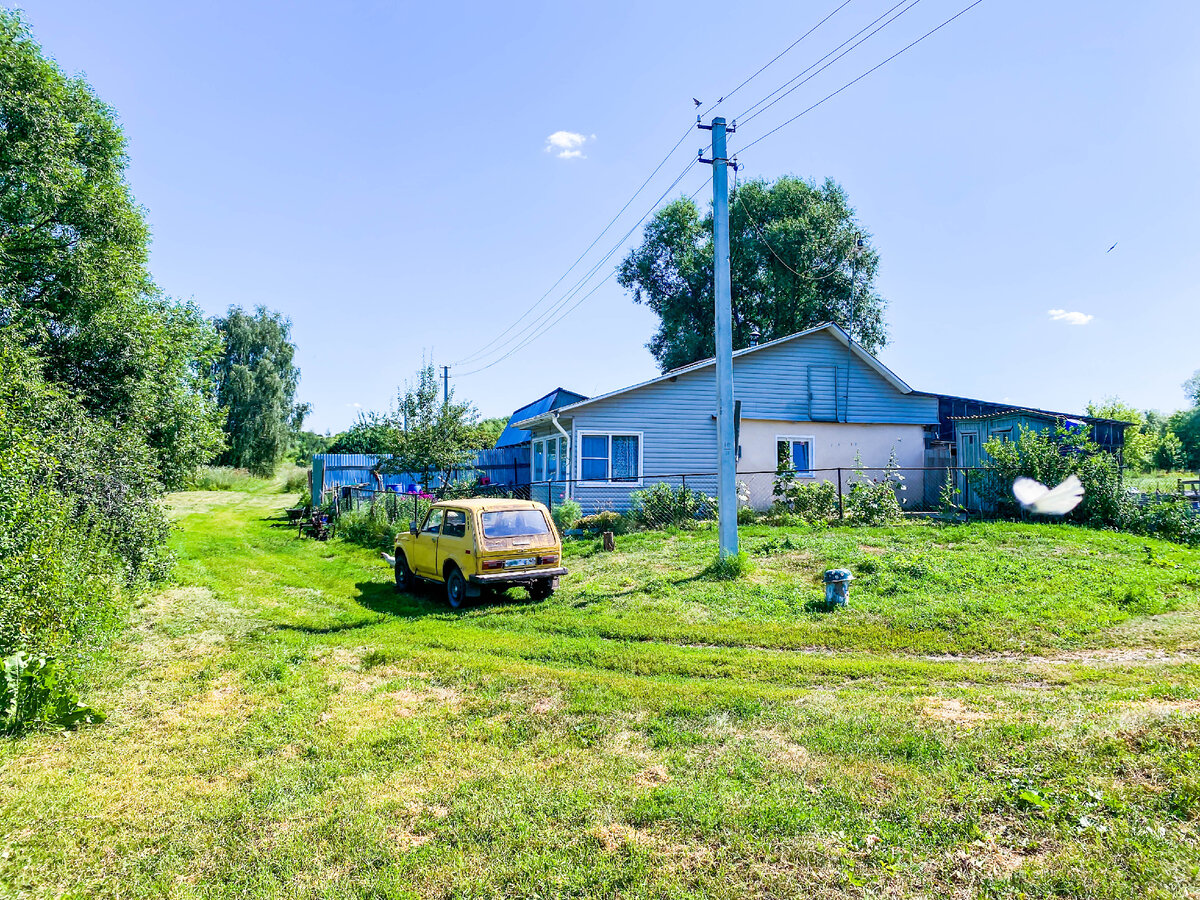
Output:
[[481, 509, 551, 538]]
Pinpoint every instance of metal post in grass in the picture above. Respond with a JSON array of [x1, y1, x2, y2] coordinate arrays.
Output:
[[698, 115, 738, 559]]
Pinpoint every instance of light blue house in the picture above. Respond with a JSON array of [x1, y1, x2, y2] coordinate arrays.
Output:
[[513, 322, 940, 512]]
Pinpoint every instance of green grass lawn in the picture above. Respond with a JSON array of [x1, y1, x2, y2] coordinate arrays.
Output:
[[1126, 470, 1199, 494], [2, 490, 1198, 899]]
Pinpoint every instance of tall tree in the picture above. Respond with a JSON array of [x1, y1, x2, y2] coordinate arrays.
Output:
[[618, 175, 887, 372], [1184, 369, 1200, 407], [211, 306, 302, 477], [0, 10, 222, 489], [377, 364, 480, 491]]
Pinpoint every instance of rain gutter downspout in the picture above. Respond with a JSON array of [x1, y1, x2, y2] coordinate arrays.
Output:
[[551, 412, 571, 501]]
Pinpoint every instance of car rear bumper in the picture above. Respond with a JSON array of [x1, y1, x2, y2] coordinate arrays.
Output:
[[469, 567, 567, 586]]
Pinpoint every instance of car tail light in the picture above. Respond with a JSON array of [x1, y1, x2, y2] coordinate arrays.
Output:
[[481, 559, 505, 570], [538, 555, 558, 565]]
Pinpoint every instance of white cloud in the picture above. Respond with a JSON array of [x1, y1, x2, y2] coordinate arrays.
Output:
[[1047, 309, 1094, 326], [346, 402, 362, 409], [544, 131, 593, 159]]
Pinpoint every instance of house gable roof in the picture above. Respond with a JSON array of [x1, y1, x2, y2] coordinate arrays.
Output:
[[514, 322, 910, 429], [495, 387, 589, 447]]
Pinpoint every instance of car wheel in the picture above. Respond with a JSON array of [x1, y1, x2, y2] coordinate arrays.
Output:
[[445, 567, 467, 609], [394, 553, 414, 592], [529, 579, 554, 601]]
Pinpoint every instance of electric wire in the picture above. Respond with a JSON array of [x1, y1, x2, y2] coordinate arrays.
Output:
[[452, 123, 696, 366], [452, 0, 983, 374], [452, 2, 871, 369], [455, 162, 701, 377], [736, 0, 986, 155], [731, 167, 850, 282], [697, 0, 856, 118], [736, 0, 923, 127], [456, 157, 699, 374]]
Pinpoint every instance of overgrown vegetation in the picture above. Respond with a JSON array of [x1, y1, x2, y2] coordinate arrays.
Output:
[[3, 489, 1198, 897], [980, 425, 1199, 545], [0, 11, 242, 729]]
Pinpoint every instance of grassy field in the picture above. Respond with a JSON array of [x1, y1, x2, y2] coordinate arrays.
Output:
[[1126, 470, 1199, 494], [1, 490, 1199, 899]]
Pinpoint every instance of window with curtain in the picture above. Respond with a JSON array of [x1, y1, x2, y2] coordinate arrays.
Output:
[[579, 433, 641, 483], [611, 435, 639, 481], [776, 437, 815, 477]]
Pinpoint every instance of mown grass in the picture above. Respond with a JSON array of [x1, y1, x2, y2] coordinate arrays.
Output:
[[1, 491, 1197, 898]]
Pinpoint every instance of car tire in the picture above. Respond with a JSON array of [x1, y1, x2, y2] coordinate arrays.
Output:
[[395, 553, 414, 592], [445, 567, 467, 609], [529, 579, 554, 602]]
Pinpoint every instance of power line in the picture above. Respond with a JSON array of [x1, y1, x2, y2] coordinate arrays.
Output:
[[457, 157, 698, 372], [737, 0, 987, 155], [452, 123, 696, 366], [697, 0, 857, 118], [736, 0, 923, 127], [456, 163, 704, 377], [735, 177, 849, 283], [452, 3, 876, 369]]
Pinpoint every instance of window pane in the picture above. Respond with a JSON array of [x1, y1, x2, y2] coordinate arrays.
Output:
[[442, 510, 466, 538], [792, 441, 810, 473], [581, 435, 608, 481], [611, 435, 639, 480], [422, 510, 443, 534], [581, 457, 607, 481], [533, 441, 544, 481], [481, 510, 551, 538], [547, 438, 558, 481], [777, 440, 790, 471], [581, 435, 607, 458]]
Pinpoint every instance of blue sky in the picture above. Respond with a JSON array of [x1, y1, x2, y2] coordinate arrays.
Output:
[[16, 0, 1199, 433]]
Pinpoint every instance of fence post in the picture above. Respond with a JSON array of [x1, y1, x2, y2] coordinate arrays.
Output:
[[837, 468, 844, 520], [964, 469, 971, 523]]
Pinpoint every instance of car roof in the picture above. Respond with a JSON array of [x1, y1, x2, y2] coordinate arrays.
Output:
[[432, 498, 545, 511]]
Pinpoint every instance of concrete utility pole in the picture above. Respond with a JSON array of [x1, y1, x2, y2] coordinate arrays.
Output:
[[440, 366, 450, 405], [699, 116, 738, 559]]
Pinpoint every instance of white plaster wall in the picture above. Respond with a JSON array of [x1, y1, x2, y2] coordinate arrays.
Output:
[[737, 420, 927, 509]]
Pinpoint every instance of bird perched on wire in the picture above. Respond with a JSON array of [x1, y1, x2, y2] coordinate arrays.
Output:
[[1012, 475, 1084, 515]]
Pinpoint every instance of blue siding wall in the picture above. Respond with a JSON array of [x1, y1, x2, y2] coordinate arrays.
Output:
[[530, 328, 938, 511]]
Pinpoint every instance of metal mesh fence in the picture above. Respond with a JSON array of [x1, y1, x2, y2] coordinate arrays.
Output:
[[318, 467, 1023, 535]]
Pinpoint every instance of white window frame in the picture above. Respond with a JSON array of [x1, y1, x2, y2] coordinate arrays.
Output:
[[577, 430, 644, 486], [776, 434, 816, 478], [532, 435, 567, 483]]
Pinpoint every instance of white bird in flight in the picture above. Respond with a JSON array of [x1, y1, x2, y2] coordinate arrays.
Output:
[[1012, 475, 1084, 515]]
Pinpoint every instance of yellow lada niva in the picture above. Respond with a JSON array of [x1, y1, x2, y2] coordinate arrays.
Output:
[[393, 498, 566, 608]]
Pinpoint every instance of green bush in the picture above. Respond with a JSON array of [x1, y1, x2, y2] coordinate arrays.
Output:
[[578, 510, 628, 535], [1125, 498, 1200, 546], [978, 425, 1127, 528], [737, 506, 759, 525], [771, 480, 839, 523], [628, 482, 715, 530], [846, 479, 903, 525], [186, 466, 255, 491], [705, 551, 750, 580], [2, 652, 105, 735], [338, 504, 401, 552], [552, 499, 582, 533], [280, 465, 309, 494]]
